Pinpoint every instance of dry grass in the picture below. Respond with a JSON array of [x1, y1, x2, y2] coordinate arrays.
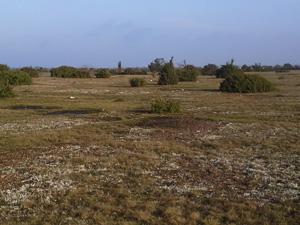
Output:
[[0, 72, 299, 224]]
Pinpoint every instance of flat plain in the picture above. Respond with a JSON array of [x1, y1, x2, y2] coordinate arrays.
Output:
[[0, 71, 299, 225]]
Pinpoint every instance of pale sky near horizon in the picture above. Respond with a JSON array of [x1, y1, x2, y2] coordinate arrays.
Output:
[[0, 0, 299, 68]]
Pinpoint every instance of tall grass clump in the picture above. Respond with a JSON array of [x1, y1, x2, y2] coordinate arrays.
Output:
[[129, 78, 146, 87], [151, 98, 181, 114], [220, 73, 275, 93], [50, 66, 90, 78]]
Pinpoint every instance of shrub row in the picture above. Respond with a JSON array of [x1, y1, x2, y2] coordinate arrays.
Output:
[[95, 69, 111, 78], [50, 66, 90, 78], [0, 71, 32, 85]]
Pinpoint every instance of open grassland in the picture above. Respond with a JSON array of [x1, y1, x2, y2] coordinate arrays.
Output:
[[0, 71, 299, 225]]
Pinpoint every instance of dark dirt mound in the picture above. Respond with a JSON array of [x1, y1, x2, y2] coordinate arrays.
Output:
[[47, 109, 101, 116]]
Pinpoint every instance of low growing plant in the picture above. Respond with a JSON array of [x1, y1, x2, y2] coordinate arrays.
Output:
[[0, 71, 32, 85], [0, 77, 13, 97], [50, 66, 90, 78], [151, 98, 181, 114], [177, 65, 201, 82], [20, 67, 39, 77]]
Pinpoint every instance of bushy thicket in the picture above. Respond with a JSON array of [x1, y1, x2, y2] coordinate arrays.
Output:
[[151, 98, 181, 113], [220, 73, 274, 93], [177, 65, 201, 82], [50, 66, 90, 78], [95, 69, 111, 78], [0, 64, 10, 72], [0, 77, 13, 97], [0, 71, 32, 85], [20, 67, 39, 77], [158, 58, 178, 85], [216, 60, 243, 78], [202, 64, 218, 75], [129, 78, 146, 87]]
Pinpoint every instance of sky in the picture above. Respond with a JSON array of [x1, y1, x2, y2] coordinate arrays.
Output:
[[0, 0, 299, 68]]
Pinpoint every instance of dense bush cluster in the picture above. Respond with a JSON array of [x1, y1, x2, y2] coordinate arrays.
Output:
[[151, 98, 181, 113], [158, 58, 179, 85], [0, 71, 32, 85], [20, 67, 39, 77], [241, 63, 300, 72], [95, 69, 111, 78], [148, 58, 166, 74], [177, 65, 201, 82], [129, 78, 146, 87], [216, 60, 243, 78], [50, 66, 90, 78], [0, 78, 13, 97], [220, 73, 274, 93], [0, 64, 10, 72]]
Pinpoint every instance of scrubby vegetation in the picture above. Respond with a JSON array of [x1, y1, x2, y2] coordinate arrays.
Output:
[[216, 59, 243, 78], [20, 67, 39, 77], [151, 98, 181, 113], [148, 58, 166, 74], [158, 58, 178, 85], [50, 66, 90, 78], [177, 65, 201, 82], [95, 69, 111, 78], [0, 70, 32, 86], [129, 78, 146, 87], [123, 68, 148, 75], [0, 77, 13, 97], [220, 73, 275, 93], [0, 64, 10, 72]]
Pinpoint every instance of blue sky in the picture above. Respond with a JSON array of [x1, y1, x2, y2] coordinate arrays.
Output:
[[0, 0, 299, 67]]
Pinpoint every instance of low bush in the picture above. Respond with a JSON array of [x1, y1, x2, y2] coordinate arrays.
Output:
[[220, 73, 275, 93], [158, 58, 178, 85], [50, 66, 90, 78], [202, 64, 218, 76], [95, 69, 111, 78], [20, 67, 39, 77], [129, 78, 146, 87], [0, 71, 32, 85], [177, 65, 201, 82], [151, 98, 181, 114], [123, 68, 148, 75], [0, 77, 13, 97]]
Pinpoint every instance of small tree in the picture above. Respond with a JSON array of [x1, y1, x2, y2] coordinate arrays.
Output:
[[118, 61, 122, 74], [202, 64, 218, 76], [148, 58, 166, 74], [158, 57, 178, 85]]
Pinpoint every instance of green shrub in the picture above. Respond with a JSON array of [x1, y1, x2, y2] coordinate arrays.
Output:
[[20, 67, 39, 77], [123, 68, 148, 75], [0, 64, 10, 72], [129, 78, 146, 87], [0, 77, 13, 97], [151, 98, 181, 114], [0, 71, 32, 85], [95, 69, 111, 78], [202, 64, 218, 76], [220, 73, 275, 93], [158, 58, 178, 85], [216, 59, 243, 78], [177, 65, 201, 82], [50, 66, 90, 78]]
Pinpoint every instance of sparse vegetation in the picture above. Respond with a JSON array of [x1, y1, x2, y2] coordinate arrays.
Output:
[[129, 77, 146, 87], [50, 66, 90, 78], [220, 73, 275, 93], [151, 98, 181, 113]]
